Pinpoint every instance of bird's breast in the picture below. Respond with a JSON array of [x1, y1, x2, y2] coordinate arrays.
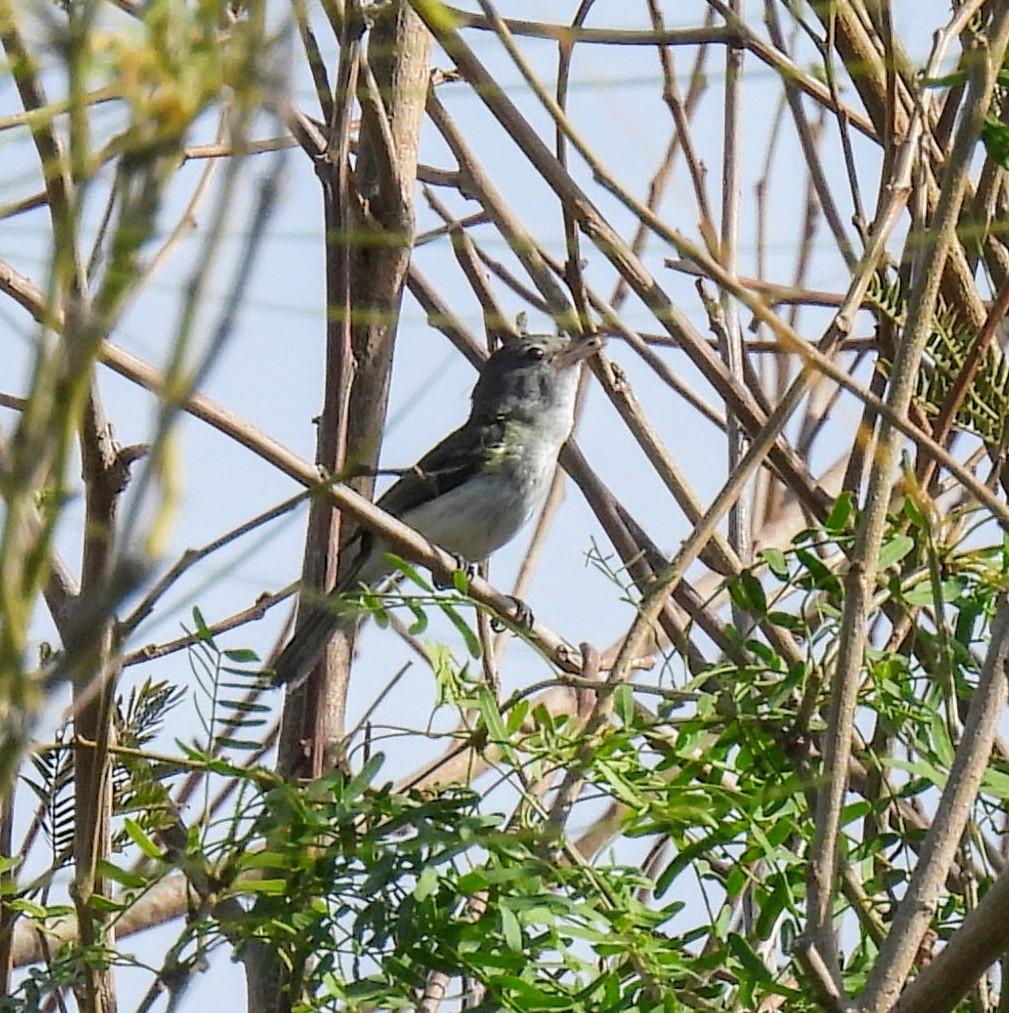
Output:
[[401, 419, 564, 562]]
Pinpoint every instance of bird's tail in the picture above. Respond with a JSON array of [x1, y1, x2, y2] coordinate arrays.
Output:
[[269, 595, 360, 689]]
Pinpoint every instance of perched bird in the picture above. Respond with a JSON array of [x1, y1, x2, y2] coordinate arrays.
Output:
[[271, 333, 602, 688]]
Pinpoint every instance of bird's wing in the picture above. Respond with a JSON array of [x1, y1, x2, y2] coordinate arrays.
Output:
[[338, 419, 505, 584], [375, 419, 504, 517]]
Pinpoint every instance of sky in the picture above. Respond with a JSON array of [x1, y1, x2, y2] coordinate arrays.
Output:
[[0, 0, 959, 1007]]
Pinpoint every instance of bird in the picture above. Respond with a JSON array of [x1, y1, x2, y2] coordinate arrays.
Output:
[[270, 333, 603, 688]]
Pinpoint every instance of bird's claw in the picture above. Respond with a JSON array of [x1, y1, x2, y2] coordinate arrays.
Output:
[[491, 596, 534, 632], [434, 553, 476, 590]]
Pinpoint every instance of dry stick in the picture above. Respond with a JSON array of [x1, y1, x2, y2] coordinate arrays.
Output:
[[443, 6, 734, 49], [535, 11, 978, 844], [424, 88, 575, 323], [120, 490, 310, 636], [551, 0, 594, 341], [820, 13, 868, 235], [0, 265, 586, 676], [291, 0, 334, 125], [664, 261, 861, 310], [405, 265, 486, 366], [72, 388, 136, 1013], [871, 0, 898, 219], [413, 3, 831, 518], [444, 3, 877, 138], [792, 153, 852, 461], [611, 1, 713, 310], [891, 710, 1009, 1013], [276, 2, 362, 789], [415, 209, 490, 247], [755, 86, 809, 526], [764, 0, 858, 269], [421, 187, 518, 342], [719, 8, 759, 930], [122, 586, 296, 666], [811, 14, 1009, 995], [753, 76, 789, 400], [718, 0, 752, 579], [861, 596, 1009, 1013], [470, 241, 553, 315]]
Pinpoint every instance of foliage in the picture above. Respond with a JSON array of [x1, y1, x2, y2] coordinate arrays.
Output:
[[6, 1, 1009, 1012]]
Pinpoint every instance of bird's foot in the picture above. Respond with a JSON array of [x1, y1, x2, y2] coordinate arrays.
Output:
[[434, 553, 477, 590], [491, 596, 534, 632]]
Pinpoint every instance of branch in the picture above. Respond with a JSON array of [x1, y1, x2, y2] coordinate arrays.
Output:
[[859, 591, 1009, 1010], [809, 9, 1009, 989]]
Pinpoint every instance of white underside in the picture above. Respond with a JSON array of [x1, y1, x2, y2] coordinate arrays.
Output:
[[355, 408, 571, 587]]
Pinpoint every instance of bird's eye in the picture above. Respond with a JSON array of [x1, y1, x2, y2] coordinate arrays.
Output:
[[524, 345, 546, 361]]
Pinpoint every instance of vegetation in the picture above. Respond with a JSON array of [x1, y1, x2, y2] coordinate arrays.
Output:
[[3, 1, 1009, 1010]]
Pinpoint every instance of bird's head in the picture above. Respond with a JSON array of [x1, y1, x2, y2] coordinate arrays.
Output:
[[470, 334, 604, 424]]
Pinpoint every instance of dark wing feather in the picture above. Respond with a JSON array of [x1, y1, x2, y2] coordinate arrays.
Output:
[[375, 421, 501, 517], [339, 418, 506, 584]]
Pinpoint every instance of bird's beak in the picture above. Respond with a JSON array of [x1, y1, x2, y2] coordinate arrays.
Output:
[[555, 335, 605, 368]]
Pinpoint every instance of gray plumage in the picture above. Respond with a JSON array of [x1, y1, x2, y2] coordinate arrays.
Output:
[[271, 334, 600, 688]]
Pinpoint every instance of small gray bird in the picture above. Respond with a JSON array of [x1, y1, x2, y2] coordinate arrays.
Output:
[[271, 333, 602, 687]]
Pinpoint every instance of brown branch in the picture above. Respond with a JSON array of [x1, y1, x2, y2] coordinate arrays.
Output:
[[861, 595, 1009, 1010], [809, 10, 1009, 988]]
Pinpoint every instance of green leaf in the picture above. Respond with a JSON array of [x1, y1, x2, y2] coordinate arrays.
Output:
[[384, 554, 433, 592], [727, 931, 773, 983], [878, 535, 914, 569], [922, 70, 967, 89], [795, 549, 842, 594], [96, 860, 146, 890], [824, 492, 854, 532], [405, 598, 429, 635], [123, 817, 163, 860], [903, 495, 927, 528], [223, 647, 259, 663], [237, 878, 288, 895], [493, 976, 572, 1007], [903, 576, 966, 607], [982, 765, 1009, 799], [983, 116, 1009, 168], [214, 736, 262, 751], [90, 892, 127, 913], [500, 904, 523, 950], [759, 547, 789, 579], [438, 601, 482, 657], [614, 684, 635, 726], [729, 570, 767, 615], [505, 698, 529, 735], [414, 865, 439, 901], [477, 685, 509, 749], [345, 752, 385, 799], [192, 606, 213, 643]]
